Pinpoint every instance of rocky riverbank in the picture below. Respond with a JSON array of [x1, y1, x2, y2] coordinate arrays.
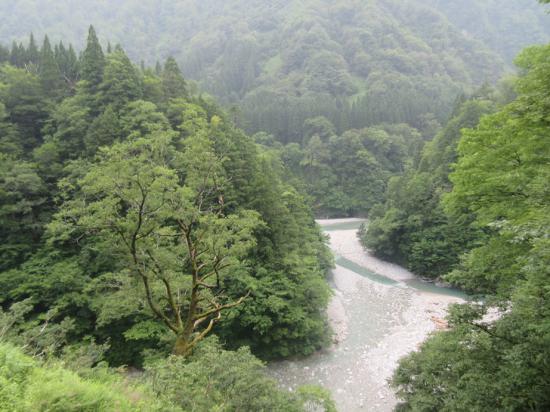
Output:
[[270, 219, 464, 411]]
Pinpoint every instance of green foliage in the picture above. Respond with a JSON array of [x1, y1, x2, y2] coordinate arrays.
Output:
[[1, 332, 332, 412], [146, 337, 308, 411], [26, 34, 39, 66], [214, 149, 333, 358], [40, 93, 91, 160], [393, 265, 550, 411], [0, 102, 21, 156], [0, 28, 332, 365], [0, 253, 89, 317], [265, 118, 424, 217], [362, 96, 495, 278], [391, 43, 550, 410], [162, 56, 188, 100], [50, 127, 264, 356], [0, 343, 180, 411], [99, 47, 143, 109], [444, 44, 550, 295], [425, 0, 550, 62], [1, 1, 548, 140], [0, 65, 49, 152], [39, 35, 65, 99], [83, 105, 122, 154], [0, 154, 48, 271], [80, 26, 105, 94], [55, 42, 80, 89], [295, 386, 337, 412]]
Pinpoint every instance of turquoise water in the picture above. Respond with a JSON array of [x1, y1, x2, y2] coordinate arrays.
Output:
[[404, 279, 468, 299], [335, 254, 467, 298], [326, 223, 468, 299], [335, 256, 398, 286], [321, 221, 365, 231], [335, 256, 468, 300]]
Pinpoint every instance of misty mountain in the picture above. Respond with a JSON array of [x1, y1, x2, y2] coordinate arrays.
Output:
[[1, 0, 548, 140]]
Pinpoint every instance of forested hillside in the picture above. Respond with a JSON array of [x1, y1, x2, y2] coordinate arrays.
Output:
[[361, 88, 501, 277], [0, 0, 549, 141], [353, 4, 550, 409], [1, 0, 550, 410], [426, 0, 550, 62], [258, 119, 427, 217], [0, 26, 341, 410], [388, 40, 550, 410]]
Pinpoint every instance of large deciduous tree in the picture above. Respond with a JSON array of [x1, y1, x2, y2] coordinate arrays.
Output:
[[50, 130, 260, 356]]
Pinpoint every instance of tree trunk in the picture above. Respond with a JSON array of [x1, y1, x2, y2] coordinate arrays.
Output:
[[173, 335, 192, 357]]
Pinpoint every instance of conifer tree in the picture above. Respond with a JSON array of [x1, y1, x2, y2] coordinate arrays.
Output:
[[54, 41, 64, 63], [99, 46, 143, 110], [0, 44, 9, 63], [27, 33, 39, 65], [39, 35, 63, 98], [66, 45, 80, 83], [80, 25, 105, 93], [162, 56, 188, 100], [54, 41, 79, 88], [9, 41, 21, 67], [18, 42, 26, 66]]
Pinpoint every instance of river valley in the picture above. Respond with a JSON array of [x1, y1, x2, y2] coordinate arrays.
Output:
[[270, 219, 466, 411]]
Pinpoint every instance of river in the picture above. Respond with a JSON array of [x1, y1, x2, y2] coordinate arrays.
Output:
[[269, 219, 466, 411]]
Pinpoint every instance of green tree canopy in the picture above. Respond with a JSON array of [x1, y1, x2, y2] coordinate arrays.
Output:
[[391, 42, 550, 412], [162, 56, 188, 100], [80, 25, 105, 95], [39, 35, 64, 99]]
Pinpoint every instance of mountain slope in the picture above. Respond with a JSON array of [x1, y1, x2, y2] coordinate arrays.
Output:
[[425, 0, 550, 62], [0, 0, 548, 140]]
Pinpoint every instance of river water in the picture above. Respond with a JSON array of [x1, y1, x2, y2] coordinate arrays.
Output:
[[269, 219, 465, 411]]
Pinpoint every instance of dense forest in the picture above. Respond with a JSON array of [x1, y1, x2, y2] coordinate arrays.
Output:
[[257, 120, 427, 216], [0, 27, 337, 410], [388, 40, 550, 410], [1, 0, 549, 141], [361, 1, 550, 407], [1, 0, 549, 219], [1, 0, 550, 411], [361, 88, 500, 277]]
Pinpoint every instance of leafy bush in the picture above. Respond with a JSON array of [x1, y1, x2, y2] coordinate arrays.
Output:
[[0, 343, 180, 412], [145, 338, 336, 412]]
